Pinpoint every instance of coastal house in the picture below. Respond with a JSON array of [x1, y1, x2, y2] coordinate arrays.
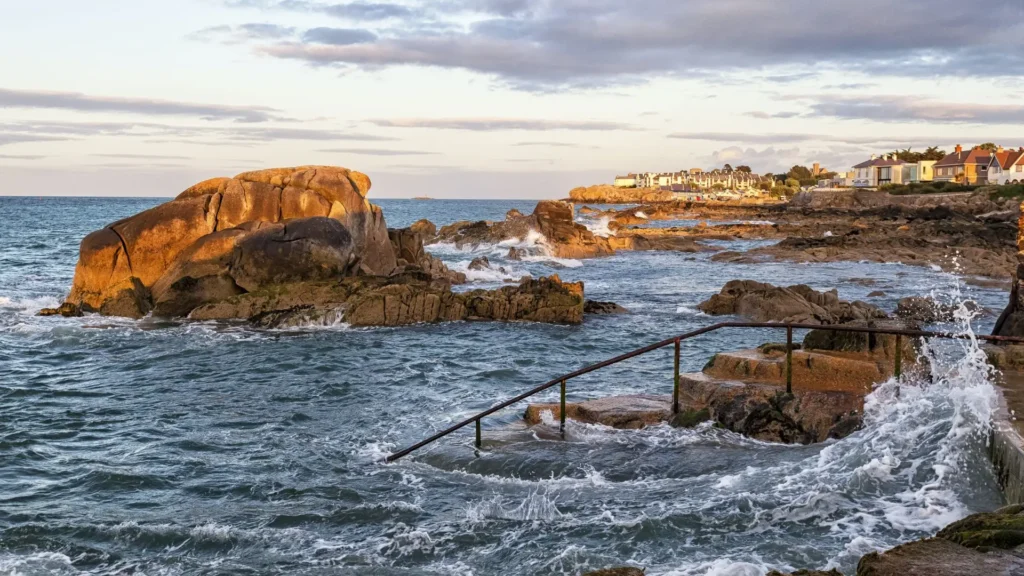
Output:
[[851, 155, 906, 187], [621, 168, 770, 194], [851, 156, 935, 188], [988, 147, 1024, 185], [613, 174, 638, 188], [934, 145, 992, 184]]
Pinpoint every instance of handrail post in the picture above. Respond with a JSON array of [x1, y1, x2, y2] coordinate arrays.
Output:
[[894, 335, 902, 379], [786, 325, 793, 394], [475, 418, 481, 449], [560, 379, 567, 437], [673, 337, 681, 414]]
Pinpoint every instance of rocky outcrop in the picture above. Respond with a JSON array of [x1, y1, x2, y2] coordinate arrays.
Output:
[[569, 184, 672, 204], [698, 280, 889, 325], [584, 300, 628, 314], [388, 225, 466, 284], [55, 166, 397, 318], [855, 504, 1024, 575], [189, 273, 584, 328], [434, 201, 614, 259], [895, 296, 980, 324]]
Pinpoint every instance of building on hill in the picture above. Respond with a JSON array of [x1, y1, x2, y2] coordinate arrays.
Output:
[[613, 174, 638, 188], [988, 147, 1024, 185], [934, 145, 992, 184], [627, 169, 770, 193]]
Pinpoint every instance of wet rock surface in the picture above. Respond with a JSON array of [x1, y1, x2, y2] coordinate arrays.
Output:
[[698, 280, 889, 325], [192, 273, 584, 328], [584, 300, 629, 314]]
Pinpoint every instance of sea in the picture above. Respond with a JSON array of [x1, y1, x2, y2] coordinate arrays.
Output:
[[0, 196, 1012, 575]]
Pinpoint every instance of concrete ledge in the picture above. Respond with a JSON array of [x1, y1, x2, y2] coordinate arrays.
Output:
[[990, 415, 1024, 505]]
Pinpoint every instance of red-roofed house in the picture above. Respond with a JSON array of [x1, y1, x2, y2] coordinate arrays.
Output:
[[934, 145, 993, 184], [988, 147, 1024, 185]]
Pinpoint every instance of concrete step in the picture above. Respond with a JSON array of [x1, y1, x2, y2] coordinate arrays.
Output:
[[703, 348, 893, 394]]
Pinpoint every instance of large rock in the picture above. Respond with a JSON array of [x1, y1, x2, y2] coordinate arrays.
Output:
[[60, 166, 397, 318], [698, 280, 889, 325], [151, 217, 357, 317]]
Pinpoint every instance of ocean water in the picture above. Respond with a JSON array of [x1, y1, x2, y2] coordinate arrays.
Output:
[[0, 196, 1012, 575]]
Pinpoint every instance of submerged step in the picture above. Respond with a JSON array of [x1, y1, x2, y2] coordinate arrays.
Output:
[[524, 372, 864, 444], [705, 348, 892, 394]]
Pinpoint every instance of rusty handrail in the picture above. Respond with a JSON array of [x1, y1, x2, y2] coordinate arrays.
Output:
[[384, 321, 1024, 463]]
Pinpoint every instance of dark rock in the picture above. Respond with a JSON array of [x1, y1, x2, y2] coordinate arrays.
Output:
[[469, 256, 491, 271], [855, 537, 1024, 575], [506, 208, 524, 219], [584, 300, 629, 314], [895, 296, 976, 323], [669, 407, 711, 428], [698, 280, 889, 325], [507, 247, 525, 260], [38, 302, 84, 317], [867, 290, 887, 297], [936, 503, 1024, 551], [409, 218, 436, 237]]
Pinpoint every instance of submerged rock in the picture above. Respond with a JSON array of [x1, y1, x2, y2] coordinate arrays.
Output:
[[584, 300, 629, 314], [698, 280, 889, 325], [581, 568, 645, 576], [895, 296, 977, 323]]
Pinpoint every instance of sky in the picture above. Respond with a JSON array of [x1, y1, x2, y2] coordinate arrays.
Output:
[[1, 0, 1023, 198]]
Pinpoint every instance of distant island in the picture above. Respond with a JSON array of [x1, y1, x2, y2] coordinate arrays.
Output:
[[412, 196, 433, 200]]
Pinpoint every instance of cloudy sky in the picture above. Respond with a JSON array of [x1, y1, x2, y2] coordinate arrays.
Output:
[[1, 0, 1023, 198]]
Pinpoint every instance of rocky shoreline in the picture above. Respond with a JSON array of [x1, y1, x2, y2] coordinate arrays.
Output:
[[582, 188, 1018, 284]]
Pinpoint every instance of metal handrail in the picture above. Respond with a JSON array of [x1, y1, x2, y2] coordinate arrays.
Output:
[[384, 321, 1024, 463]]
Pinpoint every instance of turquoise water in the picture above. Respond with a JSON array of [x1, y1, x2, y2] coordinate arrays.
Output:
[[0, 196, 1009, 575]]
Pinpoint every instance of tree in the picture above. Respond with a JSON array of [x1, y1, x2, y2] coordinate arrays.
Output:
[[723, 163, 733, 172], [979, 142, 999, 151], [787, 165, 813, 181], [785, 178, 800, 188], [736, 165, 752, 173]]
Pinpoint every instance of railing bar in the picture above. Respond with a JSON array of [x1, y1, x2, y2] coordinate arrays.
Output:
[[385, 322, 1024, 462]]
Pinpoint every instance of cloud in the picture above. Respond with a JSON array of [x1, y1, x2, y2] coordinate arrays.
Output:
[[318, 147, 436, 155], [706, 146, 802, 173], [228, 0, 421, 20], [669, 132, 947, 146], [241, 0, 1024, 88], [91, 153, 193, 160], [188, 23, 297, 43], [0, 87, 283, 122], [0, 154, 46, 160], [302, 27, 378, 45], [0, 132, 70, 146], [746, 111, 801, 119], [798, 94, 1024, 125], [0, 119, 400, 146], [368, 117, 634, 131], [513, 141, 592, 148]]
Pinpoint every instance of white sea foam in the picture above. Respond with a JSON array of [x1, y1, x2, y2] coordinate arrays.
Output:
[[583, 216, 617, 238], [466, 490, 563, 522], [635, 211, 649, 219], [676, 305, 709, 316]]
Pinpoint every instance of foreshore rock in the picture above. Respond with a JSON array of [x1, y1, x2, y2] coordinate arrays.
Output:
[[435, 200, 615, 259], [44, 167, 582, 327], [569, 184, 672, 204], [698, 280, 889, 325], [55, 166, 396, 318], [191, 273, 584, 327]]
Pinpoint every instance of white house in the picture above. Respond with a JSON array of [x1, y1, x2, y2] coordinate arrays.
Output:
[[613, 174, 638, 188], [851, 155, 936, 187], [988, 148, 1024, 185]]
